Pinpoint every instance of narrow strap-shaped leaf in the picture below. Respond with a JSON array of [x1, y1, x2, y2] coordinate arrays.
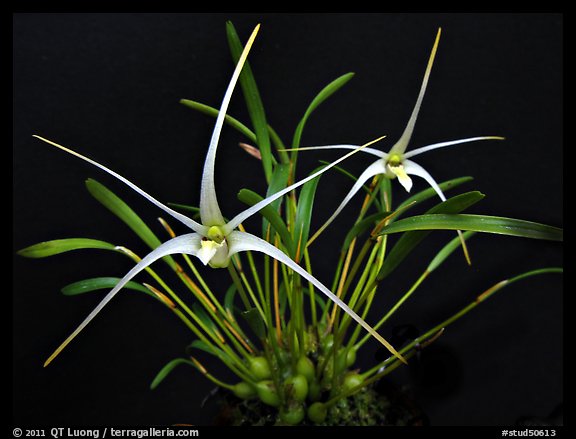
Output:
[[180, 98, 283, 165], [179, 99, 257, 143], [150, 358, 196, 390], [43, 233, 203, 367], [397, 176, 473, 211], [224, 283, 238, 315], [293, 166, 324, 260], [427, 232, 477, 273], [262, 163, 290, 240], [17, 238, 117, 258], [379, 214, 563, 241], [377, 191, 485, 280], [226, 21, 273, 182], [191, 303, 220, 335], [291, 73, 355, 182], [267, 124, 289, 163], [292, 73, 354, 150], [61, 277, 151, 296], [237, 189, 294, 253], [186, 339, 227, 359], [265, 163, 290, 213], [342, 211, 392, 251], [86, 178, 178, 270], [241, 307, 267, 339]]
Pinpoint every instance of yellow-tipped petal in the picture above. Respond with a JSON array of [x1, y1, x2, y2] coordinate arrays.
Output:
[[387, 163, 413, 192], [389, 28, 442, 156], [197, 240, 220, 266]]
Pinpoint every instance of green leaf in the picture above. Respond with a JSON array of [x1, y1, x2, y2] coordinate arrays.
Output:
[[17, 238, 117, 258], [85, 178, 177, 270], [379, 214, 563, 241], [226, 21, 273, 181], [377, 191, 485, 280], [179, 99, 257, 143], [397, 176, 474, 212], [61, 277, 151, 296], [180, 99, 287, 164], [150, 358, 195, 390], [292, 73, 354, 150], [241, 307, 266, 339], [265, 163, 290, 213], [293, 166, 323, 260], [342, 211, 392, 251], [224, 283, 237, 315], [427, 232, 477, 273], [192, 303, 219, 334], [237, 189, 294, 252], [186, 339, 228, 362], [267, 124, 288, 162]]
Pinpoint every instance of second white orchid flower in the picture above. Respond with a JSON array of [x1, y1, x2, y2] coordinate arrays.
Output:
[[35, 24, 404, 367], [292, 28, 504, 247]]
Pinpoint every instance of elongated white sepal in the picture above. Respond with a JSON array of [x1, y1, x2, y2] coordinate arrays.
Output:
[[308, 159, 388, 246], [32, 135, 208, 235], [403, 159, 446, 201], [223, 137, 386, 234], [403, 136, 505, 159], [44, 233, 202, 367], [282, 144, 387, 159], [389, 28, 442, 156], [199, 24, 260, 227], [226, 231, 406, 363]]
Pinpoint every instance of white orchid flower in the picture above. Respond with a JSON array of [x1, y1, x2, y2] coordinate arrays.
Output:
[[35, 24, 404, 366], [292, 28, 504, 248]]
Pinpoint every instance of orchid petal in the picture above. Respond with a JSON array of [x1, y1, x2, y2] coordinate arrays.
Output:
[[226, 231, 406, 363], [403, 159, 446, 201], [223, 136, 386, 234], [389, 28, 441, 156], [387, 163, 413, 193], [44, 233, 203, 367], [282, 144, 387, 159], [307, 158, 388, 246], [403, 136, 505, 159], [199, 24, 260, 226], [32, 136, 208, 236], [197, 240, 220, 265]]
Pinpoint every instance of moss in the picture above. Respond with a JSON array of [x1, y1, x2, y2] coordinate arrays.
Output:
[[214, 382, 428, 426]]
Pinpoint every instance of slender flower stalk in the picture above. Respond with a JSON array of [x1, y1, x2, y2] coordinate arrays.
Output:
[[35, 24, 404, 367], [289, 28, 504, 248]]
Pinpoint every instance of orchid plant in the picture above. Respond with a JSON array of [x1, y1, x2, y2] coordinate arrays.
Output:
[[18, 22, 562, 426]]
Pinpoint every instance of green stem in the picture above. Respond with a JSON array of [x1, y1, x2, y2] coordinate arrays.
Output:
[[303, 248, 318, 327], [355, 270, 429, 351], [361, 268, 563, 381], [227, 263, 253, 311]]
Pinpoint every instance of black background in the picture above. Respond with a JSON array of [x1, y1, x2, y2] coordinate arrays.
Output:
[[13, 13, 563, 426]]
